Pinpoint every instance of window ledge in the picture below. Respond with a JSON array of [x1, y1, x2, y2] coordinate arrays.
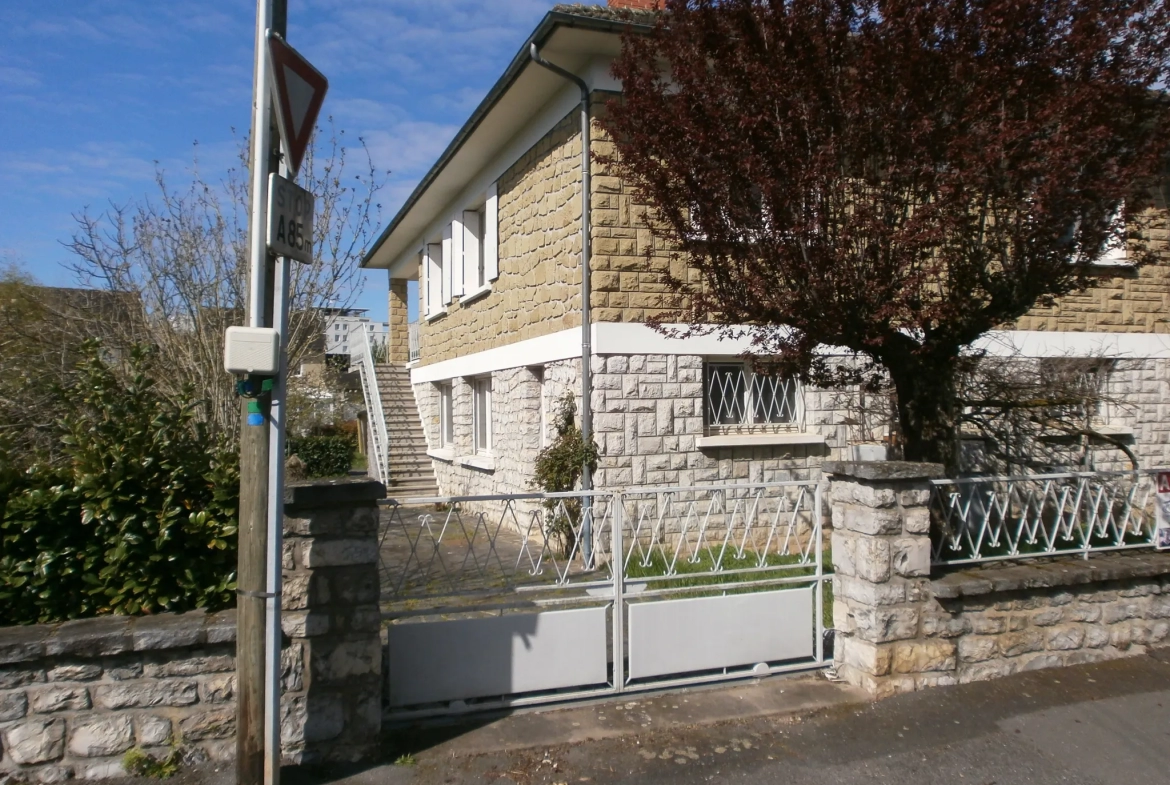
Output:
[[696, 433, 826, 449], [458, 454, 495, 472], [425, 308, 447, 323], [426, 448, 455, 463], [459, 284, 491, 305]]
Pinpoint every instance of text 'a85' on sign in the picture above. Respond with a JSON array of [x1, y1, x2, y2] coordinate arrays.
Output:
[[267, 173, 314, 263]]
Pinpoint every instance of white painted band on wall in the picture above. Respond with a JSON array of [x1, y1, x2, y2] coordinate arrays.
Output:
[[411, 323, 1170, 384]]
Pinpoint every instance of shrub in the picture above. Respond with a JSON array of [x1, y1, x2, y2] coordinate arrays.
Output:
[[0, 342, 238, 625], [531, 394, 598, 558], [287, 434, 355, 478]]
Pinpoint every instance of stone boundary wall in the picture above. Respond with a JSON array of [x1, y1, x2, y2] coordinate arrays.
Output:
[[828, 461, 1170, 698], [0, 611, 239, 782], [0, 479, 383, 782]]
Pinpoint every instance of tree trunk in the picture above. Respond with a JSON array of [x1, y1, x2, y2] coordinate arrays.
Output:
[[881, 341, 960, 472]]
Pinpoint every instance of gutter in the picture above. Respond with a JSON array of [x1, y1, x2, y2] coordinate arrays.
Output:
[[360, 8, 653, 269]]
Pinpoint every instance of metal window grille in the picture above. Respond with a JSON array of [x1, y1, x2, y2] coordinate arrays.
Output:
[[705, 362, 801, 429]]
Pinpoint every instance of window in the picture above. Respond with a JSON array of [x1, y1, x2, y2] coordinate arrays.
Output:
[[1097, 205, 1129, 266], [704, 361, 801, 430], [438, 382, 453, 447], [473, 376, 493, 453]]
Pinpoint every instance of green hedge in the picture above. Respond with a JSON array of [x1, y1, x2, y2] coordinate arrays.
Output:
[[0, 343, 238, 625], [287, 435, 356, 478]]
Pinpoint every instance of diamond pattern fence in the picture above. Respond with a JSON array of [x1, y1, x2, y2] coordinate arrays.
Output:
[[378, 492, 615, 612], [931, 470, 1161, 565], [618, 482, 822, 587]]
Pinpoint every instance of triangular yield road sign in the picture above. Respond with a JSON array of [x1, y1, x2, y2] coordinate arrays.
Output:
[[267, 31, 328, 178]]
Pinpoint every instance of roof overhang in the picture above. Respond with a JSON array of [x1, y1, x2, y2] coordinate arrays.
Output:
[[361, 8, 652, 273]]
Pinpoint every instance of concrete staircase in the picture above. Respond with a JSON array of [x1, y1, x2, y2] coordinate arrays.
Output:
[[373, 365, 439, 498]]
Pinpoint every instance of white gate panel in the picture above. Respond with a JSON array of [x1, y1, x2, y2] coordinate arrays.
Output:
[[388, 606, 609, 707], [627, 587, 814, 680]]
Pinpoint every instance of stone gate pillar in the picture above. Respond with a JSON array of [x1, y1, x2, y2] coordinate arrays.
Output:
[[825, 461, 948, 697], [280, 478, 384, 763]]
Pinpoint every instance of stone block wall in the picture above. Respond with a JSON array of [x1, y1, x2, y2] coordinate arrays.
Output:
[[0, 611, 239, 782], [387, 278, 410, 364], [828, 461, 1170, 699], [0, 479, 384, 781], [414, 361, 578, 514], [1014, 207, 1170, 333], [415, 352, 864, 503]]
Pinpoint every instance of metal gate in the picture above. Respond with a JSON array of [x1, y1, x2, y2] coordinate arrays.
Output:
[[379, 480, 828, 719]]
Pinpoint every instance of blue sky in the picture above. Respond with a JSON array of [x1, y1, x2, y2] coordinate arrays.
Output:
[[0, 0, 554, 321]]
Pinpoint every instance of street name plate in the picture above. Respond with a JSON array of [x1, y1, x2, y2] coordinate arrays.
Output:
[[266, 173, 314, 263]]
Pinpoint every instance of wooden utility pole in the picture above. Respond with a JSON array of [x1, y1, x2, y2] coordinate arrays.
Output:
[[237, 2, 287, 785]]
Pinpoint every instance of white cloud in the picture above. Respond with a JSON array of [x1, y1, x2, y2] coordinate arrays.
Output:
[[0, 66, 40, 89], [362, 121, 460, 178]]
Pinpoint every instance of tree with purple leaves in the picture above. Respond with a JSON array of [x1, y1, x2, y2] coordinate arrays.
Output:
[[601, 0, 1170, 469]]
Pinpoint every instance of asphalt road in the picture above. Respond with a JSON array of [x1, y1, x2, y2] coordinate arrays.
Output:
[[299, 648, 1170, 785], [152, 649, 1170, 785]]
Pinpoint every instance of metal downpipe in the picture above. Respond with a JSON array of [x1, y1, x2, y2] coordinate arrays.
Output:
[[529, 43, 594, 563]]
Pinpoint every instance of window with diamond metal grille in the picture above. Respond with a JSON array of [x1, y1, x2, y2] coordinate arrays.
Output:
[[705, 362, 800, 429]]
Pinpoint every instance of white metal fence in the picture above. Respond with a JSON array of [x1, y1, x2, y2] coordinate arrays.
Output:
[[378, 480, 828, 718], [348, 324, 389, 484], [931, 470, 1161, 565]]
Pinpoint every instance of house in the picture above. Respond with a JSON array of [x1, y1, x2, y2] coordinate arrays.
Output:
[[360, 0, 1170, 498]]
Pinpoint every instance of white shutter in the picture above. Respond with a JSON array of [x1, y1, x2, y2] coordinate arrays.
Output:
[[450, 216, 465, 297], [484, 181, 499, 281], [441, 222, 453, 305], [426, 243, 442, 315], [462, 209, 481, 290]]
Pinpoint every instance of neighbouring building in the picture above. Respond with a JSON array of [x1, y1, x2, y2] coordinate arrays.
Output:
[[320, 307, 389, 359], [359, 1, 1170, 498]]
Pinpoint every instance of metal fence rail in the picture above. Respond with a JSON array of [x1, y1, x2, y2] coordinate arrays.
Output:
[[931, 470, 1160, 565]]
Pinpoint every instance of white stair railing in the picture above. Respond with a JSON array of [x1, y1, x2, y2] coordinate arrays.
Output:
[[408, 321, 420, 362], [349, 324, 390, 485]]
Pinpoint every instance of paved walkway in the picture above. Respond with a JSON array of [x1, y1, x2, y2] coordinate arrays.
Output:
[[284, 648, 1170, 785]]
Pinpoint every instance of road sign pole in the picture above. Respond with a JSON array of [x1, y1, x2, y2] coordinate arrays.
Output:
[[238, 2, 286, 785]]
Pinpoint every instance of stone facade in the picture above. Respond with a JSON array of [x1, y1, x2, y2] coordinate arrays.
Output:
[[828, 461, 1170, 699], [415, 352, 887, 501], [414, 360, 578, 503], [0, 479, 383, 782], [416, 351, 1170, 501], [1015, 208, 1170, 333], [589, 103, 684, 325], [416, 110, 584, 366]]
